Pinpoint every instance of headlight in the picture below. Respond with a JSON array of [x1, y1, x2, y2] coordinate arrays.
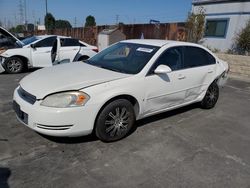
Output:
[[0, 49, 7, 55], [41, 91, 90, 108]]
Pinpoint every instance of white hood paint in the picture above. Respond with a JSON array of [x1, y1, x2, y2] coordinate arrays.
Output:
[[20, 62, 130, 99], [0, 27, 23, 47]]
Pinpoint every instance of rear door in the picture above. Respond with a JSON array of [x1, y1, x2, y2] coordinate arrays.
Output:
[[181, 46, 216, 103], [31, 36, 57, 67], [58, 38, 80, 62]]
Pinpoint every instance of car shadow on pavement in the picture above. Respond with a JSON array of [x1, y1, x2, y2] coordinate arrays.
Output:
[[39, 133, 98, 144], [0, 168, 11, 188], [1, 67, 41, 74]]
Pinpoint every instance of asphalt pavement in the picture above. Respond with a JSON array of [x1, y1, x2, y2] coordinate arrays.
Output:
[[0, 72, 250, 188]]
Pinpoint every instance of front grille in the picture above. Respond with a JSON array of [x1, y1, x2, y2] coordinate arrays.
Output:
[[36, 124, 73, 131], [18, 87, 36, 104]]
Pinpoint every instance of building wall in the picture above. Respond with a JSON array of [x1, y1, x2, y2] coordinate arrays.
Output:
[[216, 53, 250, 80], [193, 1, 250, 52]]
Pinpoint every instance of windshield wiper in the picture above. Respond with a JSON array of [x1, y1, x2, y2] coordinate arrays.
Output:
[[100, 66, 126, 73]]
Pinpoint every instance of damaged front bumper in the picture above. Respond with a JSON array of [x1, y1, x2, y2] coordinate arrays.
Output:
[[0, 56, 6, 73]]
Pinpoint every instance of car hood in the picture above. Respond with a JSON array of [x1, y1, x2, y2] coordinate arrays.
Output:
[[20, 62, 130, 99], [0, 27, 23, 47]]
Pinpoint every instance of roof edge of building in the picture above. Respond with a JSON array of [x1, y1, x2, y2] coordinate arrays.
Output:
[[193, 0, 250, 6]]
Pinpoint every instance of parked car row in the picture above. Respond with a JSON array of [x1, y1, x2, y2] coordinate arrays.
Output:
[[0, 26, 98, 74]]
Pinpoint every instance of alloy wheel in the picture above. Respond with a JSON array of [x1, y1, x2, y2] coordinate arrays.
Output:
[[7, 59, 22, 73], [105, 107, 130, 137]]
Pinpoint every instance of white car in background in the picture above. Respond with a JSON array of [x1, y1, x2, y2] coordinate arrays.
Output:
[[13, 39, 229, 142], [0, 30, 98, 73]]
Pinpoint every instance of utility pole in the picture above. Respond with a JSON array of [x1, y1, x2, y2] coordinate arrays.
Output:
[[74, 17, 77, 28], [116, 15, 119, 25], [18, 0, 24, 25], [45, 0, 48, 15]]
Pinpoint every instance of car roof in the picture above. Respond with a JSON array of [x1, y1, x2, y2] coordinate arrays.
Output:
[[121, 39, 203, 48], [34, 35, 71, 39]]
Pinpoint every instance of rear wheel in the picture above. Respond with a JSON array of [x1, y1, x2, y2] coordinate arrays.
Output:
[[201, 82, 219, 109], [95, 99, 135, 142], [5, 57, 25, 74]]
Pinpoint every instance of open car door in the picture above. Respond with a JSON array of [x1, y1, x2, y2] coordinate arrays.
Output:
[[51, 38, 70, 65]]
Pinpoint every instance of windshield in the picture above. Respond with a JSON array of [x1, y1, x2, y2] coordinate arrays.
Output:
[[21, 36, 40, 45], [86, 42, 159, 74]]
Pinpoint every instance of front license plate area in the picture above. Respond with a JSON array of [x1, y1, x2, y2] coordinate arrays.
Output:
[[13, 100, 28, 124]]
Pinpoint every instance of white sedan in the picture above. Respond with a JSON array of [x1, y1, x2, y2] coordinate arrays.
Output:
[[0, 34, 98, 73], [13, 39, 229, 142]]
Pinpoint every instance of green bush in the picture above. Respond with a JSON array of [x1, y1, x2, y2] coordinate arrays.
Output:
[[235, 20, 250, 55]]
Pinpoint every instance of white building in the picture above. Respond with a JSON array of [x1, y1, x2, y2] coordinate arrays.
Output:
[[192, 0, 250, 52]]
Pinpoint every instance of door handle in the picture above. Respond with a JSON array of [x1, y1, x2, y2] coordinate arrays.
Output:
[[178, 75, 186, 80], [208, 70, 213, 73], [45, 51, 51, 53]]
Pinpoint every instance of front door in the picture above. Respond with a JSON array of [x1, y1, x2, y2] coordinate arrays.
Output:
[[143, 47, 188, 115]]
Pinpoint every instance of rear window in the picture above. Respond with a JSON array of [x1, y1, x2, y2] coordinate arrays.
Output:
[[183, 46, 215, 68], [60, 38, 80, 47]]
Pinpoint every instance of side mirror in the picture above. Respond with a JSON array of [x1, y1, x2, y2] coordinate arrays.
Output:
[[30, 44, 36, 49], [154, 65, 172, 74]]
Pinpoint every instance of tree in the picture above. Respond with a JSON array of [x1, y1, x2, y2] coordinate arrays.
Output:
[[44, 13, 55, 31], [8, 25, 25, 33], [85, 15, 96, 27], [235, 19, 250, 55], [55, 20, 72, 29], [186, 8, 205, 43]]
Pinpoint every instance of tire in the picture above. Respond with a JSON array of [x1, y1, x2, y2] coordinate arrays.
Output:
[[95, 99, 135, 142], [5, 57, 25, 74], [201, 81, 219, 109]]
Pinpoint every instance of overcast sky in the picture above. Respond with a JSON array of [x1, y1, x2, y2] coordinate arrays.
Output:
[[0, 0, 192, 28]]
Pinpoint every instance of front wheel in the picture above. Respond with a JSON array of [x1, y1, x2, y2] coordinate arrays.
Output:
[[5, 57, 25, 74], [95, 99, 135, 142], [200, 82, 219, 109]]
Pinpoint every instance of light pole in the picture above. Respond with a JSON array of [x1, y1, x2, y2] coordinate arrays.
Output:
[[24, 0, 27, 31]]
